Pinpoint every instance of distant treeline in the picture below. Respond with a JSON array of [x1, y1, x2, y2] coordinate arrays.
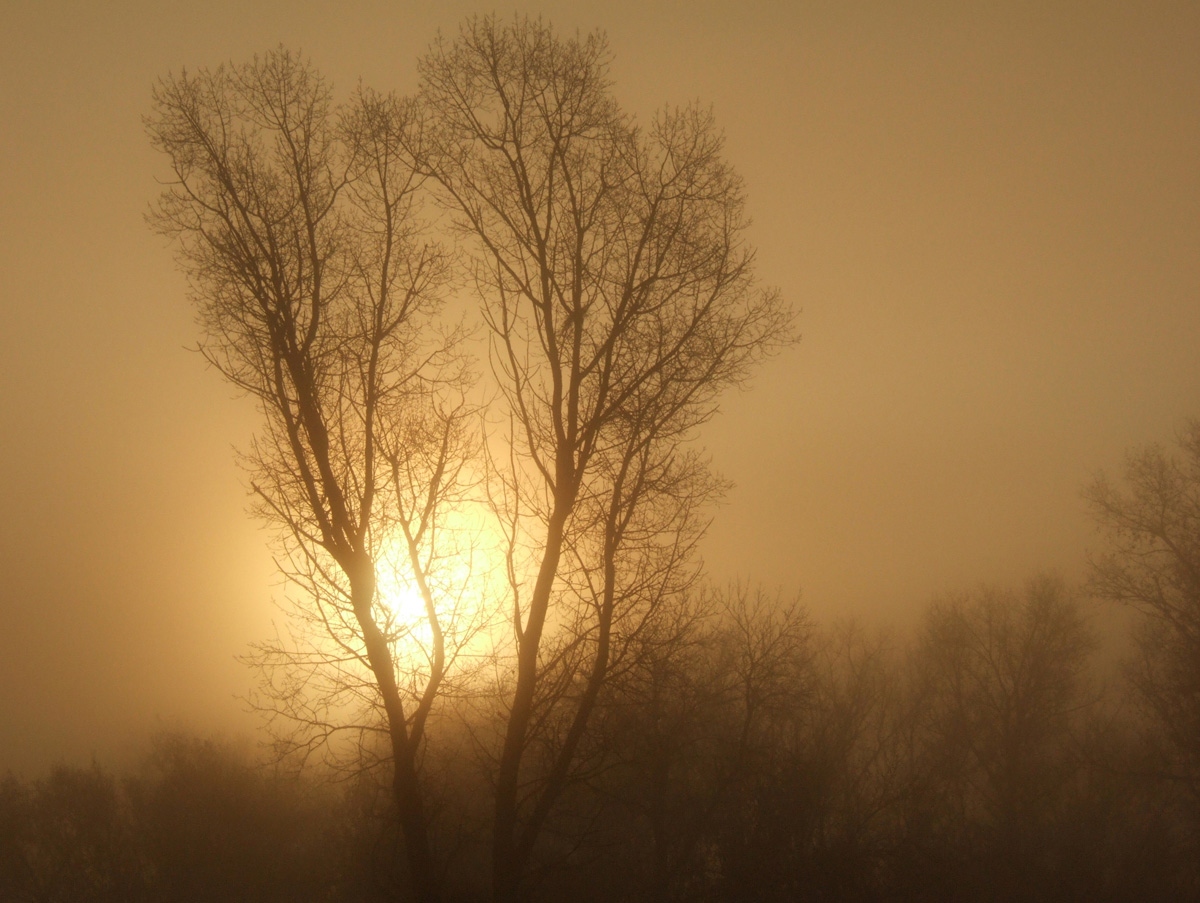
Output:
[[3, 578, 1198, 903]]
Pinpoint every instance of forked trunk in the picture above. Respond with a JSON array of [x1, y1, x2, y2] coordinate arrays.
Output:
[[349, 556, 440, 903]]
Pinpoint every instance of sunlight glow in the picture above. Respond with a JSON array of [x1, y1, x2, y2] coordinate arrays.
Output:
[[371, 507, 508, 668]]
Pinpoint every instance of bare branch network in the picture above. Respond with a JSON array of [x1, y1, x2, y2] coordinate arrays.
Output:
[[147, 17, 794, 903]]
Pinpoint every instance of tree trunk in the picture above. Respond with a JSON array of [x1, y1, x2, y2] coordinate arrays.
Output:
[[491, 502, 573, 903], [349, 556, 440, 903]]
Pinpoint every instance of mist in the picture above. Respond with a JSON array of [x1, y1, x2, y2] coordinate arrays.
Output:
[[1, 2, 1198, 899]]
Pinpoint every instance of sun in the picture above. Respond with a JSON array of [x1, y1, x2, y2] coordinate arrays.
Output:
[[376, 569, 430, 627], [370, 508, 506, 664]]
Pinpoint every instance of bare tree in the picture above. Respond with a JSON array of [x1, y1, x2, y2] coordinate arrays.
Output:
[[632, 586, 813, 903], [413, 17, 794, 901], [1087, 420, 1200, 805], [146, 50, 468, 903], [904, 576, 1095, 897]]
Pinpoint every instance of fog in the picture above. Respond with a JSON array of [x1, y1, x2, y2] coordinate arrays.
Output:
[[1, 0, 1197, 792]]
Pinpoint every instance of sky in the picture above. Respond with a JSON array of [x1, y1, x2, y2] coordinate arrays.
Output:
[[1, 0, 1197, 775]]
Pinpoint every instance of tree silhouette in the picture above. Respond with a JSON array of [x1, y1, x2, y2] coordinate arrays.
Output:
[[146, 50, 469, 902], [412, 17, 794, 900], [903, 577, 1094, 900], [148, 22, 792, 901], [1087, 420, 1200, 811], [0, 764, 141, 903]]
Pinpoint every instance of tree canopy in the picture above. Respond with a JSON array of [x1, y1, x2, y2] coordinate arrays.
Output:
[[148, 18, 791, 903]]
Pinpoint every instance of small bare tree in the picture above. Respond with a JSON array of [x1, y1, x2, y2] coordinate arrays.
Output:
[[413, 17, 795, 900], [627, 586, 814, 902], [905, 576, 1094, 896], [146, 50, 469, 903], [1087, 420, 1200, 805]]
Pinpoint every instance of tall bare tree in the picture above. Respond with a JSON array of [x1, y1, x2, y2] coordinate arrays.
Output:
[[1087, 420, 1200, 805], [146, 50, 466, 903], [413, 17, 795, 900]]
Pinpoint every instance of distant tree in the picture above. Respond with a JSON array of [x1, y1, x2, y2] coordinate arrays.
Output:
[[717, 619, 901, 903], [1087, 420, 1200, 808], [0, 764, 142, 903], [126, 734, 346, 903], [681, 589, 816, 903], [596, 587, 813, 902], [412, 17, 794, 901], [902, 576, 1095, 900], [146, 50, 471, 902]]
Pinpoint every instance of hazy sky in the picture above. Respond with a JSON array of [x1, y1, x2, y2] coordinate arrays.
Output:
[[1, 0, 1197, 774]]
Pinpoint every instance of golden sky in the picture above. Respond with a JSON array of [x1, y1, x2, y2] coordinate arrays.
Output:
[[1, 0, 1197, 773]]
